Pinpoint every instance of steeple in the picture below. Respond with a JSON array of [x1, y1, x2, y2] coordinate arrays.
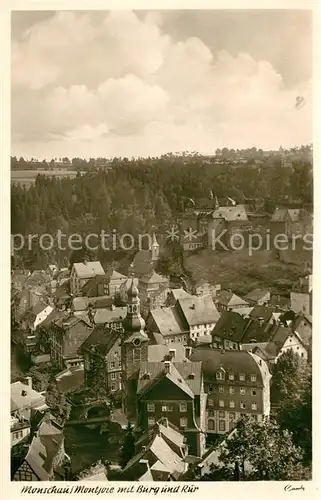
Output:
[[150, 233, 159, 262], [122, 277, 146, 335]]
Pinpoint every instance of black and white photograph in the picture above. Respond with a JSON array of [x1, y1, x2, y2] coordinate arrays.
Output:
[[8, 5, 314, 487]]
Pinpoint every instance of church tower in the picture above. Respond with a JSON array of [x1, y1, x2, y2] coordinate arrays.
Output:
[[121, 278, 149, 420], [150, 233, 160, 262]]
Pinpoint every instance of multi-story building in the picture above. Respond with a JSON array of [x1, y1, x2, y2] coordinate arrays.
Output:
[[81, 326, 123, 393], [146, 306, 189, 345], [290, 274, 313, 317], [70, 261, 105, 296], [207, 205, 251, 250], [190, 348, 271, 435], [48, 312, 93, 368], [136, 359, 206, 457]]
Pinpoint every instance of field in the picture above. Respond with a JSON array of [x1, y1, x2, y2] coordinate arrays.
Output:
[[184, 248, 304, 296], [11, 170, 81, 186]]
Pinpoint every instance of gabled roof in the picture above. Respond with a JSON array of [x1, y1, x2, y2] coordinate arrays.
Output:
[[55, 365, 84, 393], [217, 290, 249, 308], [73, 261, 105, 279], [271, 207, 288, 222], [149, 306, 187, 336], [177, 295, 219, 326], [11, 381, 47, 413], [137, 360, 202, 397], [168, 288, 193, 301], [81, 325, 120, 356], [106, 268, 127, 281], [212, 205, 248, 221], [92, 306, 127, 325], [139, 271, 168, 285], [32, 301, 50, 316], [244, 288, 270, 303], [211, 311, 247, 342]]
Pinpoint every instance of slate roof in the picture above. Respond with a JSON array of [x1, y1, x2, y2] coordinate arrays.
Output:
[[55, 365, 84, 393], [11, 381, 47, 413], [106, 268, 127, 281], [80, 326, 120, 356], [244, 289, 270, 303], [147, 344, 189, 362], [168, 288, 193, 301], [177, 295, 220, 326], [122, 433, 186, 481], [73, 261, 105, 279], [191, 348, 262, 386], [87, 307, 127, 325], [211, 311, 248, 342], [140, 271, 168, 285], [212, 205, 248, 221], [137, 361, 202, 397], [217, 290, 249, 308], [149, 307, 187, 336]]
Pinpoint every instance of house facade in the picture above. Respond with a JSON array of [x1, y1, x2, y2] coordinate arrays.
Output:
[[70, 261, 105, 296], [190, 348, 271, 435], [290, 275, 313, 316]]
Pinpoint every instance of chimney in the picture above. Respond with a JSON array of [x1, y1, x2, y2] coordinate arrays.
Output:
[[185, 346, 192, 358], [164, 361, 171, 374], [24, 376, 32, 389], [169, 348, 176, 360]]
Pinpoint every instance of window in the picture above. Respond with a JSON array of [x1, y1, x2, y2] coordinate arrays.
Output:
[[110, 361, 115, 369], [162, 405, 173, 412], [147, 403, 155, 412], [180, 403, 187, 412], [219, 420, 226, 432], [250, 375, 256, 382], [219, 411, 225, 418], [229, 412, 236, 420], [208, 399, 213, 407], [208, 409, 214, 417], [229, 387, 235, 394], [251, 389, 257, 396], [219, 386, 224, 393], [229, 373, 234, 381], [239, 374, 245, 381], [240, 387, 246, 395], [148, 417, 155, 427], [216, 371, 225, 380], [229, 400, 235, 408], [208, 386, 213, 393], [180, 417, 187, 428], [111, 373, 116, 380], [208, 419, 215, 430], [219, 400, 224, 408], [118, 361, 122, 368], [111, 384, 116, 391], [240, 402, 246, 410], [251, 402, 257, 410]]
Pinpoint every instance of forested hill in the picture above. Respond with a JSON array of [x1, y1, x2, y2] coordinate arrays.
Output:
[[11, 156, 312, 269]]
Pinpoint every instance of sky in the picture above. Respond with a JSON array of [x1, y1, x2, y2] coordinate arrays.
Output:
[[11, 9, 313, 159]]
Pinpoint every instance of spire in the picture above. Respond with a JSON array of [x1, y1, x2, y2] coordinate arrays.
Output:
[[123, 277, 146, 334], [151, 233, 159, 261]]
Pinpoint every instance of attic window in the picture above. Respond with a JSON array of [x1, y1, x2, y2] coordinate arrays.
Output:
[[21, 390, 27, 397], [189, 373, 195, 379]]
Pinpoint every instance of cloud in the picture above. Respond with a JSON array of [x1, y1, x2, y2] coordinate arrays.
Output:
[[11, 10, 312, 158]]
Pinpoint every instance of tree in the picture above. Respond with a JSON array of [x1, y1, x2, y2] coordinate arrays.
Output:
[[46, 382, 71, 424], [120, 422, 136, 468], [219, 417, 308, 480], [270, 350, 306, 404]]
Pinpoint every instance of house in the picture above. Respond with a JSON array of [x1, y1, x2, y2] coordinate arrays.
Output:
[[216, 290, 249, 312], [207, 205, 251, 250], [211, 311, 248, 350], [193, 281, 221, 298], [79, 305, 127, 330], [147, 344, 191, 363], [80, 274, 110, 298], [48, 313, 94, 369], [176, 295, 220, 341], [20, 302, 54, 331], [11, 378, 48, 422], [165, 288, 193, 307], [138, 271, 171, 317], [270, 207, 312, 240], [290, 274, 312, 316], [241, 326, 308, 365], [75, 461, 108, 481], [136, 359, 206, 457], [81, 326, 123, 393], [291, 314, 312, 348], [11, 270, 31, 291], [146, 306, 189, 345], [140, 285, 172, 318], [11, 415, 31, 448], [70, 261, 105, 296], [129, 233, 160, 278], [12, 414, 69, 481], [190, 348, 271, 435], [72, 295, 113, 313], [244, 289, 271, 306], [55, 365, 85, 394], [121, 418, 188, 481]]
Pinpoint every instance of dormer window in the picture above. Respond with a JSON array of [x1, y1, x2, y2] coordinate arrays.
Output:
[[216, 369, 225, 380]]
